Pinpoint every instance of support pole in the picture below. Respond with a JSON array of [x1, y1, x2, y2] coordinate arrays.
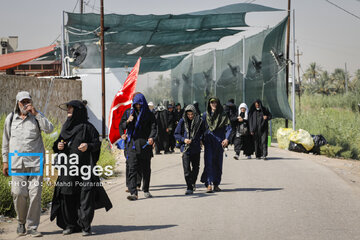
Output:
[[192, 52, 195, 102], [213, 49, 216, 97], [100, 0, 106, 138], [242, 35, 246, 103], [292, 9, 296, 130], [296, 47, 302, 114], [80, 0, 84, 14], [61, 11, 65, 76], [285, 0, 291, 128]]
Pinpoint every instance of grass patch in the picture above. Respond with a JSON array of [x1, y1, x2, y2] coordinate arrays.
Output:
[[97, 140, 116, 178]]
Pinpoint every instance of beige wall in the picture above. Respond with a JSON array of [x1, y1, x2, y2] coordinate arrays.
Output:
[[0, 75, 82, 123]]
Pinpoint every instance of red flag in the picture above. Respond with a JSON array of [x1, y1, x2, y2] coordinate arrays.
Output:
[[108, 58, 141, 144]]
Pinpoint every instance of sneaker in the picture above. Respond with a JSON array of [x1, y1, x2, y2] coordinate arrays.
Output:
[[214, 186, 222, 192], [144, 192, 153, 198], [234, 154, 239, 160], [206, 185, 214, 193], [256, 156, 261, 159], [27, 229, 43, 237], [127, 194, 138, 201], [192, 184, 196, 192], [63, 228, 74, 235], [247, 156, 252, 159], [82, 229, 93, 236], [17, 224, 26, 236], [185, 189, 193, 195], [262, 156, 267, 160]]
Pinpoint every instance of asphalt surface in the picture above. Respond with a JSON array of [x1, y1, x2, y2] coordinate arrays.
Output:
[[2, 146, 360, 240]]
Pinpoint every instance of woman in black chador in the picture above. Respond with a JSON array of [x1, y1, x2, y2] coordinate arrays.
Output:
[[50, 100, 112, 236], [248, 99, 272, 160]]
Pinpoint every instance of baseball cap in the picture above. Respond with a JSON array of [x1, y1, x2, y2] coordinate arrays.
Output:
[[16, 91, 32, 102]]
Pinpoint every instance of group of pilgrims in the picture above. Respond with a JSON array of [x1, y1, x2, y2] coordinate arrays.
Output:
[[120, 92, 272, 199], [49, 93, 272, 235], [4, 91, 272, 236]]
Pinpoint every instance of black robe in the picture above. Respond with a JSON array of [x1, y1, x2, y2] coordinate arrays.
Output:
[[154, 109, 169, 152], [224, 102, 238, 144], [248, 100, 272, 157], [50, 123, 112, 229]]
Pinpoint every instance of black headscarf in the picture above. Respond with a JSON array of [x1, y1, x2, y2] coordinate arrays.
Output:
[[60, 100, 88, 140], [206, 97, 230, 132]]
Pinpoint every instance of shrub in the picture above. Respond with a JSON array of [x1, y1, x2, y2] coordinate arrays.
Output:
[[320, 145, 342, 158], [0, 174, 15, 217], [97, 140, 116, 178]]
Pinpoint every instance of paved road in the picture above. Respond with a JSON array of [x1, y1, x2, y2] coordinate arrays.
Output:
[[2, 146, 360, 240]]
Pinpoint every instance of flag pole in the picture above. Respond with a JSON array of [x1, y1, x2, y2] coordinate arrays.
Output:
[[100, 0, 106, 139]]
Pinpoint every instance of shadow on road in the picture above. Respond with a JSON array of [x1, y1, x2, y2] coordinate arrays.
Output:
[[221, 187, 284, 192], [91, 224, 178, 235], [150, 183, 230, 192], [41, 230, 63, 236], [265, 157, 300, 161], [42, 224, 178, 236]]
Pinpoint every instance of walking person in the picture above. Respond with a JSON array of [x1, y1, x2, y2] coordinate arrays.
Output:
[[174, 103, 184, 125], [2, 91, 54, 237], [248, 99, 272, 160], [120, 93, 157, 200], [233, 103, 254, 160], [167, 103, 176, 153], [224, 99, 238, 145], [50, 100, 112, 236], [154, 102, 169, 154], [200, 97, 231, 193], [174, 104, 205, 195]]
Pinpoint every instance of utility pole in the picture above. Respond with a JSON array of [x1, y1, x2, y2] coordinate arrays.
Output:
[[80, 0, 84, 14], [296, 47, 302, 114], [100, 0, 106, 139], [285, 0, 291, 128]]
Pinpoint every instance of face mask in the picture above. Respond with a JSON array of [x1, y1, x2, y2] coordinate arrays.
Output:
[[256, 108, 260, 111]]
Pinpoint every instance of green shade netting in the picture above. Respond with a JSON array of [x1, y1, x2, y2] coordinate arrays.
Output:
[[65, 3, 282, 72], [171, 17, 292, 120]]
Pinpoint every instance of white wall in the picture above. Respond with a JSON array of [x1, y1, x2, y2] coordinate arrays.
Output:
[[73, 68, 128, 135]]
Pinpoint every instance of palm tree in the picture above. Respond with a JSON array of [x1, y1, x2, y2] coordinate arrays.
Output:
[[331, 68, 350, 94], [303, 62, 321, 83], [317, 71, 335, 95], [349, 69, 360, 91]]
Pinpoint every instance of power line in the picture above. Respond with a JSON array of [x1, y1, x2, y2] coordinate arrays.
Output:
[[84, 0, 114, 14], [325, 0, 360, 21], [50, 0, 81, 45]]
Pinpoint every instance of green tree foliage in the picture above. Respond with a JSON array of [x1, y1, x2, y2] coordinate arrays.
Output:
[[302, 63, 357, 95]]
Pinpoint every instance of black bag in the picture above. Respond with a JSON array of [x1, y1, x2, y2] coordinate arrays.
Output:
[[309, 135, 327, 155], [236, 123, 248, 137], [288, 141, 308, 153]]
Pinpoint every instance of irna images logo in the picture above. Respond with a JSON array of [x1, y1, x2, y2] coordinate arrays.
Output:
[[8, 150, 43, 176]]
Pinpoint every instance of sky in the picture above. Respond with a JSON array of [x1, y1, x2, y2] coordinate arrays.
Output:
[[1, 0, 360, 76]]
